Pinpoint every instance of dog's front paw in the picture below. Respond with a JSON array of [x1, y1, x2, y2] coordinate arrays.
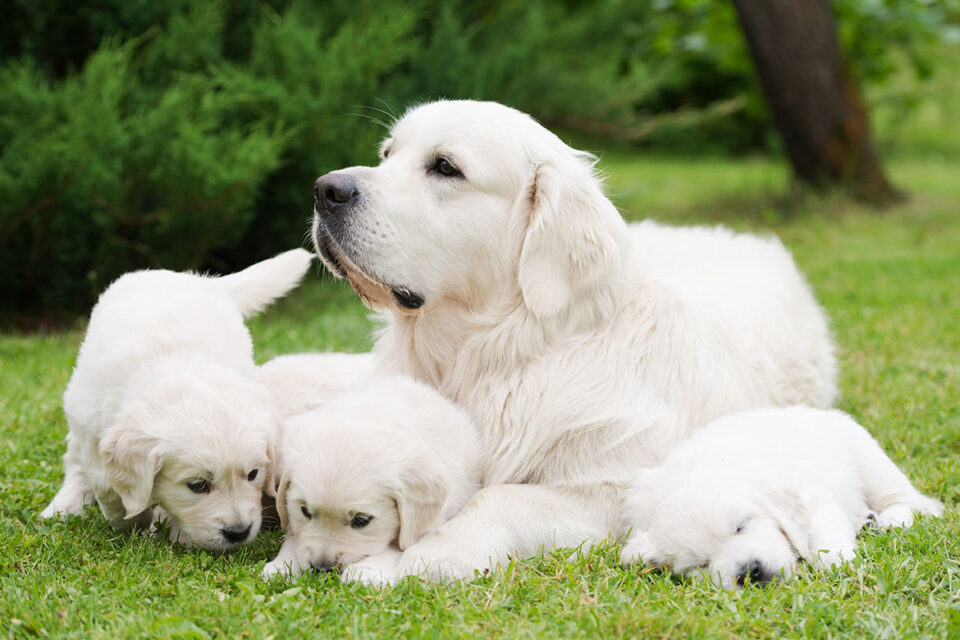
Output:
[[395, 547, 493, 582], [261, 559, 297, 581], [876, 498, 943, 529], [341, 549, 402, 587]]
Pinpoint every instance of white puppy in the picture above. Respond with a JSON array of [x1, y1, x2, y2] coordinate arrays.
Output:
[[620, 406, 944, 588], [308, 99, 838, 580], [261, 374, 480, 580], [41, 249, 314, 551], [256, 352, 377, 418]]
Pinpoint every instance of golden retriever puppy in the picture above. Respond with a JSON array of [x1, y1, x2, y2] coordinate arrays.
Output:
[[41, 249, 314, 550], [620, 406, 943, 588], [261, 374, 480, 579]]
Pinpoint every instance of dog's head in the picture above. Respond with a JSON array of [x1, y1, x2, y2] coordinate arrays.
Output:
[[621, 471, 811, 589], [274, 391, 449, 571], [100, 358, 278, 550], [311, 99, 628, 319]]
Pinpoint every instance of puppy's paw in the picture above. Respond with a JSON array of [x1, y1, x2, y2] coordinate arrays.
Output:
[[809, 545, 855, 569], [876, 498, 943, 529], [261, 559, 298, 581], [40, 499, 83, 519], [395, 551, 492, 582], [620, 530, 653, 567], [40, 490, 94, 519], [341, 549, 402, 587]]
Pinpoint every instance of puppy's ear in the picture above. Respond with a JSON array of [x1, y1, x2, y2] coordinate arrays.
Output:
[[99, 423, 161, 519], [394, 466, 447, 551], [264, 438, 279, 499], [764, 488, 812, 559], [517, 157, 622, 318], [275, 475, 291, 530]]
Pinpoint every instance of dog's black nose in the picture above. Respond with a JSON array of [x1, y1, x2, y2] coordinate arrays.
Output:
[[314, 173, 358, 211], [310, 560, 339, 573], [221, 523, 252, 544], [735, 559, 772, 586]]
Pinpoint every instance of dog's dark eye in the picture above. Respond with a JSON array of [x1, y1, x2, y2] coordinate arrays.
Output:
[[735, 522, 746, 534], [187, 479, 211, 494], [247, 469, 258, 481], [432, 157, 461, 178], [301, 505, 312, 520], [351, 513, 373, 529]]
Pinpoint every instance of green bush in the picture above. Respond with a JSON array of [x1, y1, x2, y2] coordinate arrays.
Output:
[[0, 0, 953, 317]]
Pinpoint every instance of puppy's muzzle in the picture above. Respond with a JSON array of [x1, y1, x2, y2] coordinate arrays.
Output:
[[735, 559, 774, 586], [310, 560, 340, 573], [221, 523, 252, 545]]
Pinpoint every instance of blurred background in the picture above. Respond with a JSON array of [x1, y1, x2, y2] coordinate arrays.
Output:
[[1, 0, 957, 324]]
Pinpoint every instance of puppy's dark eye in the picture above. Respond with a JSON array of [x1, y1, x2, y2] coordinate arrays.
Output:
[[247, 469, 258, 481], [432, 157, 461, 178], [301, 505, 312, 520], [735, 522, 746, 534], [187, 479, 211, 494], [351, 513, 373, 529]]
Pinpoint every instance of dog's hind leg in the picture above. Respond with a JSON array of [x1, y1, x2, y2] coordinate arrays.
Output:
[[40, 434, 95, 518], [392, 483, 623, 582]]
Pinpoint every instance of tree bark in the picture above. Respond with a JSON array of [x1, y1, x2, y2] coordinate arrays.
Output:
[[731, 0, 903, 204]]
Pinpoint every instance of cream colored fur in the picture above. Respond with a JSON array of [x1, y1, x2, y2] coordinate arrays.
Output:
[[310, 100, 838, 582], [41, 249, 313, 550]]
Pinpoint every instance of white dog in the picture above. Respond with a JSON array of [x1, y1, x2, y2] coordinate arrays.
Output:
[[257, 352, 376, 418], [620, 406, 943, 588], [261, 375, 480, 580], [309, 99, 838, 580], [41, 249, 313, 550]]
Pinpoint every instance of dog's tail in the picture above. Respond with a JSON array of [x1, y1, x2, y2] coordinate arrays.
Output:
[[217, 248, 315, 317]]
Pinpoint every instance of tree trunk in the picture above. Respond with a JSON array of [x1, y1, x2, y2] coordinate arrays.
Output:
[[731, 0, 903, 204]]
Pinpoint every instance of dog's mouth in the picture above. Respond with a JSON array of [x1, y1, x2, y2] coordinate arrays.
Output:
[[313, 215, 425, 314]]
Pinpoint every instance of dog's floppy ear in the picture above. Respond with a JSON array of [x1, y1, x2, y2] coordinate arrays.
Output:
[[99, 423, 162, 519], [763, 488, 812, 559], [263, 438, 279, 499], [394, 465, 448, 551], [275, 475, 291, 530], [517, 156, 623, 318]]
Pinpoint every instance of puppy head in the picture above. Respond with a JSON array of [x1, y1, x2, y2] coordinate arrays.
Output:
[[101, 358, 278, 550], [276, 399, 448, 571], [622, 472, 811, 589], [311, 99, 625, 317]]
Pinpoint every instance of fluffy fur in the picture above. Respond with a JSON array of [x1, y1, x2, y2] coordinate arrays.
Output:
[[256, 352, 376, 418], [41, 249, 314, 550], [311, 99, 837, 581], [620, 406, 943, 588], [261, 375, 480, 580]]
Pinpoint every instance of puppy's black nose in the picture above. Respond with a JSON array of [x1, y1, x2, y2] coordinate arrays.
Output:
[[735, 559, 772, 586], [221, 523, 252, 544], [310, 560, 339, 573], [314, 173, 358, 211]]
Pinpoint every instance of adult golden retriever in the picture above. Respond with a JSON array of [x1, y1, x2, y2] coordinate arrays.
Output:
[[309, 100, 836, 582]]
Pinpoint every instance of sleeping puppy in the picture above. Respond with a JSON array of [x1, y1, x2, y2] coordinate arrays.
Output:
[[261, 374, 481, 579], [620, 406, 943, 589], [41, 249, 314, 551]]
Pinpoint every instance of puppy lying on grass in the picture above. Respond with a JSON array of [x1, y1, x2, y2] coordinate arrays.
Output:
[[41, 249, 314, 551], [262, 374, 481, 580], [620, 406, 943, 589]]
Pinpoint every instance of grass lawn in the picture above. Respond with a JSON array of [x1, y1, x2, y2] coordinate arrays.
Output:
[[1, 151, 958, 639], [3, 44, 960, 634]]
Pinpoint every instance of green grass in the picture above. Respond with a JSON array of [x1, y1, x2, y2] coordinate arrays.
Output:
[[2, 154, 958, 638], [4, 50, 960, 636]]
